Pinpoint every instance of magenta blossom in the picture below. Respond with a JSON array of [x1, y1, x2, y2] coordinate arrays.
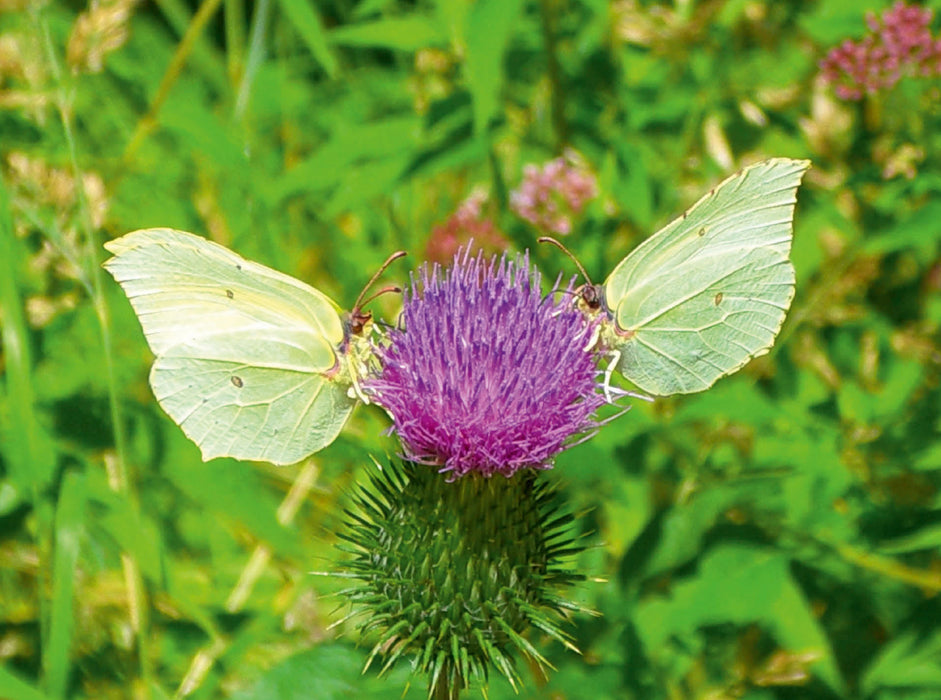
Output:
[[510, 154, 598, 235], [424, 188, 508, 265], [364, 248, 607, 478], [819, 1, 941, 100]]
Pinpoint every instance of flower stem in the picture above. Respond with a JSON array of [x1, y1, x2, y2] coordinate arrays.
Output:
[[539, 0, 567, 149], [431, 670, 460, 700]]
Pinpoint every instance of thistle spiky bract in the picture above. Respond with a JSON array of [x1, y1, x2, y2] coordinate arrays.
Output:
[[337, 459, 587, 696]]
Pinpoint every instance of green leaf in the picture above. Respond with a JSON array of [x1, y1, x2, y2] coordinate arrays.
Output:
[[45, 470, 88, 700], [862, 629, 941, 695], [463, 0, 525, 133], [676, 378, 780, 425], [837, 359, 923, 425], [230, 644, 408, 699], [329, 15, 446, 51], [93, 479, 165, 583], [612, 143, 654, 229], [324, 153, 411, 217], [637, 488, 729, 579], [352, 0, 397, 19], [798, 2, 871, 44], [0, 170, 56, 496], [914, 438, 941, 472], [863, 202, 941, 258], [160, 97, 248, 173], [162, 440, 301, 557], [277, 0, 338, 76], [636, 545, 845, 694], [878, 522, 941, 554], [0, 666, 50, 700], [267, 116, 419, 203]]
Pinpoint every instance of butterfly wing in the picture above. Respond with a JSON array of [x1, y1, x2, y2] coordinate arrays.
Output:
[[603, 158, 810, 396], [104, 228, 356, 464]]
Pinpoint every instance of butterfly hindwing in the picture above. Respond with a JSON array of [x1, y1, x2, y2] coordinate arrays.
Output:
[[151, 346, 354, 466]]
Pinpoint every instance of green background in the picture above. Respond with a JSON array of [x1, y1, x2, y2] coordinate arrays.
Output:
[[1, 0, 940, 697]]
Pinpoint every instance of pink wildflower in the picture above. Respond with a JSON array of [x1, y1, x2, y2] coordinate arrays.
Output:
[[424, 189, 508, 265], [510, 153, 598, 236], [820, 1, 941, 100]]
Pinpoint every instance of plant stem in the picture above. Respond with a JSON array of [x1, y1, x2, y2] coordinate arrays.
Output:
[[124, 0, 227, 160], [539, 0, 567, 150], [30, 1, 153, 694], [235, 0, 270, 119], [431, 672, 460, 700]]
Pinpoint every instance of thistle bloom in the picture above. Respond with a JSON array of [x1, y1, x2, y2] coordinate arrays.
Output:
[[364, 248, 606, 478]]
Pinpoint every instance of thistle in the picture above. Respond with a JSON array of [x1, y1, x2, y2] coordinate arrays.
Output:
[[338, 460, 586, 697], [337, 247, 608, 696]]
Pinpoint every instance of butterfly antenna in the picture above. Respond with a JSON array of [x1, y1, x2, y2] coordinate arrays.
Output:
[[358, 285, 402, 309], [353, 250, 407, 312], [538, 236, 594, 286]]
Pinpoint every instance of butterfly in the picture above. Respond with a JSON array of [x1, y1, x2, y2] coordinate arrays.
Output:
[[546, 157, 810, 397], [104, 228, 404, 465]]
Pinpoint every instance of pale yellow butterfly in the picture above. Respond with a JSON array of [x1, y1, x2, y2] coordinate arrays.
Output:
[[545, 157, 810, 396], [104, 228, 403, 464]]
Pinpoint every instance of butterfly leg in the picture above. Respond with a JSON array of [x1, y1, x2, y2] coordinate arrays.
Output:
[[583, 322, 601, 352], [348, 360, 372, 404], [603, 348, 621, 403]]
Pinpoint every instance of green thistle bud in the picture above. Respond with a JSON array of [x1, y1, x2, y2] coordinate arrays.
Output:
[[337, 460, 586, 697]]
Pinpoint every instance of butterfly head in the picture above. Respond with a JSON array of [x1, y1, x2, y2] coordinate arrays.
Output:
[[537, 236, 608, 316], [343, 249, 408, 342], [575, 282, 606, 315], [337, 250, 408, 400], [344, 308, 374, 340]]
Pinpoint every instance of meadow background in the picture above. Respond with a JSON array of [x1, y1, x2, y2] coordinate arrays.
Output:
[[2, 0, 941, 698]]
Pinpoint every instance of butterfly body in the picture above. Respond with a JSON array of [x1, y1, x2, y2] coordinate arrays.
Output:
[[104, 228, 369, 465], [589, 158, 810, 397]]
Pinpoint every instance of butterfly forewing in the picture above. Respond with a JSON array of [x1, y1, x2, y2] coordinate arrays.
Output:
[[604, 159, 808, 305], [603, 158, 809, 396], [104, 228, 345, 357], [612, 247, 795, 395], [104, 228, 355, 464]]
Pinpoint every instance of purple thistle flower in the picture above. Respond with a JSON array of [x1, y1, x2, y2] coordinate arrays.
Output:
[[819, 1, 941, 100], [364, 247, 607, 479]]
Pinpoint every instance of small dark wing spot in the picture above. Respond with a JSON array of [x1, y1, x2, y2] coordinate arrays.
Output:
[[231, 375, 244, 388], [236, 263, 242, 271], [697, 227, 706, 237], [714, 292, 723, 305], [226, 289, 234, 299]]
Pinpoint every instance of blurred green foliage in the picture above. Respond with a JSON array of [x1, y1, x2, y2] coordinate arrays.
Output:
[[1, 0, 940, 698]]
